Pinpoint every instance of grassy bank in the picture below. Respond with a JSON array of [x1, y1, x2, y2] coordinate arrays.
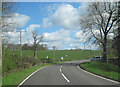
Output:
[[80, 61, 120, 81], [2, 64, 50, 86]]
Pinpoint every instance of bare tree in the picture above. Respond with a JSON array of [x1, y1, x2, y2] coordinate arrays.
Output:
[[80, 2, 118, 62], [32, 31, 43, 58]]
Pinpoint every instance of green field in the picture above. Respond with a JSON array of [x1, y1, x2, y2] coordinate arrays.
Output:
[[7, 50, 101, 61], [80, 61, 120, 81]]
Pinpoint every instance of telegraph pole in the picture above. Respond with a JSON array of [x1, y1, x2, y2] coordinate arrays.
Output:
[[20, 31, 22, 59], [53, 46, 56, 62], [89, 45, 93, 58], [84, 42, 85, 59], [84, 42, 87, 59], [17, 30, 26, 59]]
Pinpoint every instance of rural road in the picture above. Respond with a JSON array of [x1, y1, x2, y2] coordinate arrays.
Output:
[[20, 60, 119, 86]]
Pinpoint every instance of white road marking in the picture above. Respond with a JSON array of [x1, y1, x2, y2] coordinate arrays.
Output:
[[61, 73, 70, 83], [60, 68, 61, 72], [18, 66, 48, 87], [60, 66, 70, 83], [60, 66, 62, 72], [77, 66, 119, 84]]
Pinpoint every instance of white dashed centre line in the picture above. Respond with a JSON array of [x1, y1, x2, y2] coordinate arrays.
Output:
[[61, 73, 70, 82], [60, 66, 70, 83], [60, 66, 62, 72]]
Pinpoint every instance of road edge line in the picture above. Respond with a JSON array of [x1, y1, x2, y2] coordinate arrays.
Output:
[[18, 66, 48, 86], [77, 66, 119, 84]]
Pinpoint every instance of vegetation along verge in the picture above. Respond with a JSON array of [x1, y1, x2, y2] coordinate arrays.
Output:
[[80, 61, 120, 82], [2, 64, 50, 86]]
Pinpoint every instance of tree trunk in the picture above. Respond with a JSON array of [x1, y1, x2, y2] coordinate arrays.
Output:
[[102, 34, 107, 62], [0, 2, 2, 67], [34, 44, 37, 58], [0, 27, 2, 66]]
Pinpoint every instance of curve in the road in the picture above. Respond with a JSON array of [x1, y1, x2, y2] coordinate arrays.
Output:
[[18, 60, 119, 86]]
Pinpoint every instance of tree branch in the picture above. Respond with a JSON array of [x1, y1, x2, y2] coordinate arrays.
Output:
[[90, 27, 103, 45]]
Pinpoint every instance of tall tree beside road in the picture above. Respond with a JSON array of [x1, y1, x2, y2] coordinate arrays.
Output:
[[113, 2, 120, 66], [0, 2, 2, 66], [32, 31, 43, 58], [80, 2, 118, 62], [0, 2, 16, 65]]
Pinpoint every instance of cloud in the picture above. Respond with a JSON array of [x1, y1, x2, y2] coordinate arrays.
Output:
[[43, 29, 71, 42], [41, 4, 81, 29], [51, 4, 80, 29], [26, 24, 40, 32], [3, 13, 30, 32], [22, 24, 40, 44], [3, 26, 99, 50], [12, 13, 30, 27], [2, 24, 40, 44], [41, 18, 52, 28], [74, 30, 89, 42], [42, 29, 99, 50], [42, 29, 71, 49], [78, 2, 89, 15]]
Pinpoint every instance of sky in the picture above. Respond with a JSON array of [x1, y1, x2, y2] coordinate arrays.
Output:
[[3, 2, 100, 50]]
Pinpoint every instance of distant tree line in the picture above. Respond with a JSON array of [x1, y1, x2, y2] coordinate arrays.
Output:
[[2, 43, 48, 51]]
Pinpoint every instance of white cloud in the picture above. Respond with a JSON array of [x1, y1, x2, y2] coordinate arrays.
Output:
[[42, 29, 71, 49], [74, 30, 88, 42], [43, 29, 71, 42], [41, 18, 52, 28], [42, 4, 81, 29], [51, 4, 80, 29], [12, 13, 30, 27], [3, 24, 40, 44], [75, 31, 85, 39], [3, 26, 99, 50], [26, 24, 40, 32], [22, 24, 40, 44], [42, 29, 99, 50], [3, 13, 30, 32], [69, 41, 99, 50], [78, 2, 89, 15]]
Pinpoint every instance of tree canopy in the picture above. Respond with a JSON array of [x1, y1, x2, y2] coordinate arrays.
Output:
[[80, 2, 118, 62]]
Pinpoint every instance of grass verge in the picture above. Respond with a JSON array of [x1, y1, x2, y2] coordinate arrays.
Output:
[[0, 66, 2, 87], [80, 61, 120, 82], [2, 64, 50, 86]]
